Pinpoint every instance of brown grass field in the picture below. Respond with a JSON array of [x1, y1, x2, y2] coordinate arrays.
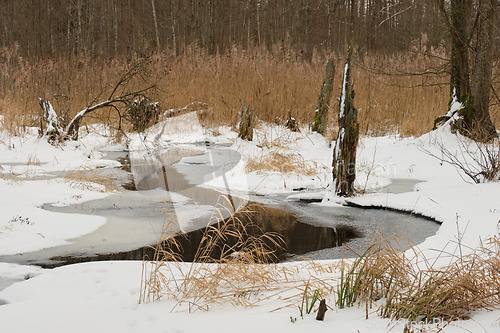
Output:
[[0, 45, 498, 138]]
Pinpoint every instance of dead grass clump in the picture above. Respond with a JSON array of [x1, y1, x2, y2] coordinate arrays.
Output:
[[382, 237, 500, 322], [140, 198, 289, 309], [62, 168, 118, 192], [337, 235, 500, 323], [140, 199, 341, 313], [246, 149, 325, 176], [26, 154, 41, 166], [337, 236, 413, 310]]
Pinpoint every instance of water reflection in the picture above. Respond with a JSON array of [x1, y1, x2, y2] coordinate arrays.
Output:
[[127, 146, 246, 217], [43, 204, 359, 268], [172, 204, 360, 262]]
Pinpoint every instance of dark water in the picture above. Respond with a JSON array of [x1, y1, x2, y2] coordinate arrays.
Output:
[[39, 204, 359, 268]]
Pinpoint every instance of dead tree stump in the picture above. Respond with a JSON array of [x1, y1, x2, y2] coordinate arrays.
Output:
[[285, 111, 299, 132], [316, 299, 328, 321], [238, 101, 254, 141], [38, 98, 62, 143], [311, 58, 335, 134], [332, 47, 359, 197]]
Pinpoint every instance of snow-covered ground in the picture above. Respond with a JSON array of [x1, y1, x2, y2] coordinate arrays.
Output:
[[0, 112, 498, 332]]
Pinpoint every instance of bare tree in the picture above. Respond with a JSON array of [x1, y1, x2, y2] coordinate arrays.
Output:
[[470, 0, 497, 140]]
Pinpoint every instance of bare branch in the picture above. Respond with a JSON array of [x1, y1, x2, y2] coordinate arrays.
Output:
[[421, 133, 500, 183]]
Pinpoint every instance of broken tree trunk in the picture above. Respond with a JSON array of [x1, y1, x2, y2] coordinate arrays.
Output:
[[38, 98, 62, 143], [311, 58, 335, 134], [238, 101, 254, 141], [332, 47, 359, 197], [65, 99, 118, 140]]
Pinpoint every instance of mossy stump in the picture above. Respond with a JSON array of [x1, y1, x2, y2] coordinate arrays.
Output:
[[311, 58, 335, 134]]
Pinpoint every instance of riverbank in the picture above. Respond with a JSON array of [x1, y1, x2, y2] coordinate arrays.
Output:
[[0, 113, 498, 332]]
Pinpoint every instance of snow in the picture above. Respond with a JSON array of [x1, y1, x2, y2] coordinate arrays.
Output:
[[0, 115, 499, 332], [333, 127, 344, 174], [444, 87, 464, 123], [39, 98, 60, 134], [339, 61, 349, 120]]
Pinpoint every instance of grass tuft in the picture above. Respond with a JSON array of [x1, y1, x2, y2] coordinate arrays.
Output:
[[336, 234, 500, 323], [140, 198, 286, 309], [245, 148, 325, 176], [62, 168, 119, 192]]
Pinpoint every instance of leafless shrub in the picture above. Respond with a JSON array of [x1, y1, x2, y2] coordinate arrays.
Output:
[[425, 134, 500, 183]]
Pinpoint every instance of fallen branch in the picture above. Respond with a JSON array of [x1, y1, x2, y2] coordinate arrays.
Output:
[[39, 63, 157, 143]]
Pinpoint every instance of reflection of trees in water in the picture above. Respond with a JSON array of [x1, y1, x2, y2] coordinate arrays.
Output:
[[47, 203, 360, 268], [174, 204, 360, 262]]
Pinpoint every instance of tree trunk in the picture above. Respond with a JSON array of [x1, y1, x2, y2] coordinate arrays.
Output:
[[450, 0, 471, 101], [332, 47, 359, 197], [311, 58, 335, 134], [435, 0, 497, 142], [151, 0, 161, 51], [470, 0, 497, 141]]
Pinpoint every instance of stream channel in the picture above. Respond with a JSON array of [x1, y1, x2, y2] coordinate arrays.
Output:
[[0, 142, 440, 269]]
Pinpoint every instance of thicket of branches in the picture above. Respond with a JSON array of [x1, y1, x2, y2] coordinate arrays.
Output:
[[0, 0, 448, 59]]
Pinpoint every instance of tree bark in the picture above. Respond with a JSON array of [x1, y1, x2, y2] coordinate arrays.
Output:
[[312, 58, 335, 134], [450, 0, 471, 101], [470, 0, 497, 141], [332, 47, 359, 197]]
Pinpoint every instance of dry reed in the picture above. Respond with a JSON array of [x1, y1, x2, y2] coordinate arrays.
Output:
[[3, 45, 495, 139], [245, 148, 326, 176], [337, 234, 500, 323], [139, 197, 339, 312], [62, 168, 118, 192]]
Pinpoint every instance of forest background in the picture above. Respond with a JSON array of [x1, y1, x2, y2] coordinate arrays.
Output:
[[0, 0, 498, 138]]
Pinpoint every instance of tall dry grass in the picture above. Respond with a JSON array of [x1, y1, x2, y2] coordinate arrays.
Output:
[[139, 198, 340, 312], [336, 235, 500, 323], [141, 202, 500, 323], [140, 198, 285, 307], [1, 44, 498, 138]]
